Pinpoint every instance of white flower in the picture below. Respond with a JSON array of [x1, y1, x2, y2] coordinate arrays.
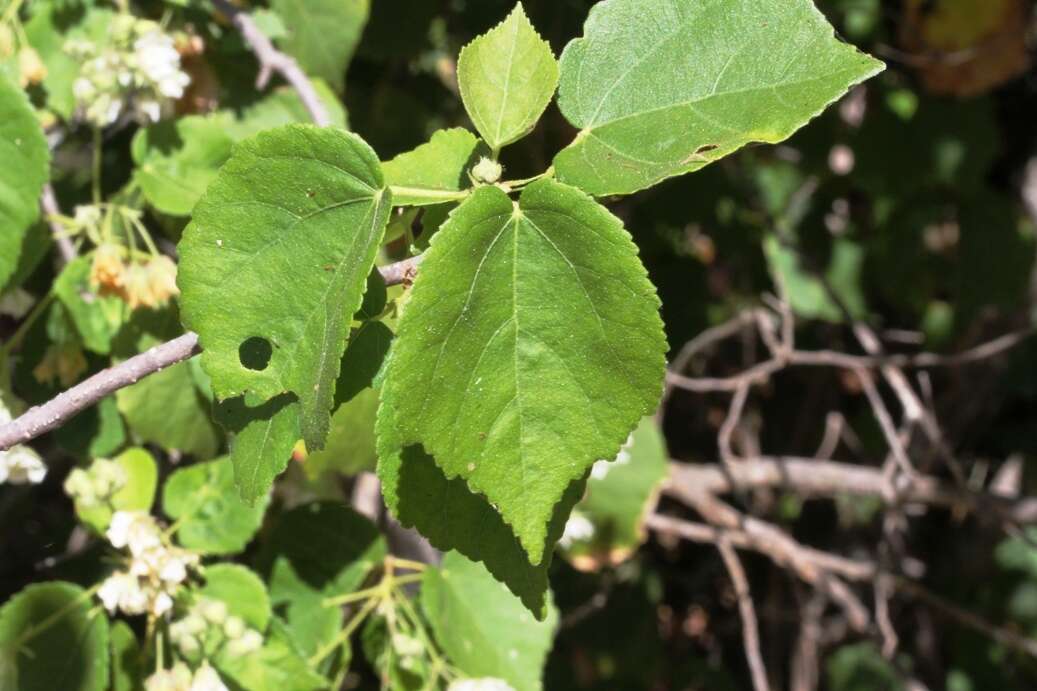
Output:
[[99, 571, 149, 615], [137, 98, 162, 123], [558, 512, 595, 549], [107, 511, 162, 555], [152, 591, 174, 617], [0, 445, 47, 485], [189, 663, 229, 691], [448, 679, 517, 691], [226, 629, 263, 657], [145, 663, 193, 691], [134, 31, 189, 99]]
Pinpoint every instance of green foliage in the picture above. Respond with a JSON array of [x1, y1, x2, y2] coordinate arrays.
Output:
[[457, 4, 558, 153], [382, 128, 482, 206], [178, 124, 392, 461], [198, 563, 272, 631], [269, 0, 369, 93], [75, 448, 158, 533], [381, 180, 667, 563], [131, 114, 235, 217], [553, 0, 884, 196], [560, 416, 668, 569], [163, 456, 268, 554], [0, 582, 110, 691], [53, 257, 128, 354], [0, 71, 48, 291], [422, 552, 558, 691]]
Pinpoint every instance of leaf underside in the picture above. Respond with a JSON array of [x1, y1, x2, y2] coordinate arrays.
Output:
[[554, 0, 885, 196]]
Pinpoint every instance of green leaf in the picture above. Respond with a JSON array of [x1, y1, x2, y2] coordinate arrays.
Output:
[[0, 582, 110, 691], [457, 3, 558, 152], [198, 564, 272, 632], [76, 448, 159, 534], [553, 0, 885, 196], [53, 257, 129, 355], [259, 502, 386, 658], [269, 0, 369, 93], [109, 621, 142, 691], [422, 552, 557, 691], [214, 393, 300, 505], [764, 235, 866, 322], [163, 456, 269, 554], [131, 114, 235, 217], [226, 82, 349, 141], [116, 350, 221, 458], [382, 128, 481, 206], [380, 179, 666, 563], [24, 5, 113, 119], [217, 628, 328, 691], [560, 416, 668, 570], [306, 387, 380, 478], [178, 124, 392, 453], [377, 375, 582, 618], [0, 72, 49, 291]]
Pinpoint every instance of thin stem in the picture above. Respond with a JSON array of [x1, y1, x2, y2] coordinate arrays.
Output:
[[15, 582, 102, 647], [91, 128, 103, 205], [309, 596, 380, 666], [322, 573, 423, 607]]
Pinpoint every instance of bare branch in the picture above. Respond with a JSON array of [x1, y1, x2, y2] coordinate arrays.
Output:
[[40, 183, 76, 264], [210, 0, 331, 127], [717, 537, 771, 691], [0, 256, 423, 451]]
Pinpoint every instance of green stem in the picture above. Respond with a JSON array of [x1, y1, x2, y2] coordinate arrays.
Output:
[[322, 573, 423, 608], [309, 596, 379, 667], [91, 128, 103, 205], [388, 186, 470, 204]]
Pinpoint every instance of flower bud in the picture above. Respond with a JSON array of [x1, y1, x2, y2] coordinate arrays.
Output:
[[471, 157, 503, 185]]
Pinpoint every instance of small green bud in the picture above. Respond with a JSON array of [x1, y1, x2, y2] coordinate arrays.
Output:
[[471, 157, 503, 185], [223, 616, 246, 640], [199, 599, 228, 625]]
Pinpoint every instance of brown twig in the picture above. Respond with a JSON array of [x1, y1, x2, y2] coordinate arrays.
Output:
[[210, 0, 331, 127], [0, 256, 423, 451], [717, 537, 771, 691], [40, 183, 76, 264]]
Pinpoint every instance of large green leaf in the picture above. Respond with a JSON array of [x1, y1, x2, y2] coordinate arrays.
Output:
[[380, 179, 666, 563], [178, 124, 392, 453], [457, 3, 558, 153], [131, 114, 235, 217], [377, 376, 582, 618], [0, 582, 110, 691], [0, 72, 49, 291], [214, 393, 301, 505], [269, 0, 369, 93], [163, 456, 269, 555], [422, 552, 557, 691], [553, 0, 884, 196], [382, 128, 481, 206]]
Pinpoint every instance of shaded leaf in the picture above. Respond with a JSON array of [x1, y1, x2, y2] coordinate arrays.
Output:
[[269, 0, 369, 93], [199, 563, 272, 632], [422, 552, 557, 691], [163, 456, 269, 554]]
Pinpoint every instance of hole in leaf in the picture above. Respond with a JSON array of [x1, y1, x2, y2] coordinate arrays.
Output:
[[239, 337, 273, 371], [695, 143, 719, 154]]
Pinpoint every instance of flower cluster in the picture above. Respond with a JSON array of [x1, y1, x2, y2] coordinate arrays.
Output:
[[32, 342, 87, 388], [66, 15, 190, 127], [90, 244, 180, 310], [144, 661, 228, 691], [168, 598, 263, 661], [448, 679, 517, 691], [97, 511, 199, 617], [63, 457, 127, 508], [0, 402, 47, 486], [0, 25, 47, 88]]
